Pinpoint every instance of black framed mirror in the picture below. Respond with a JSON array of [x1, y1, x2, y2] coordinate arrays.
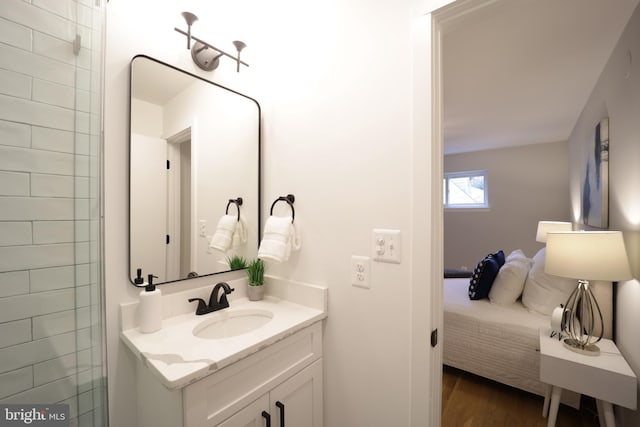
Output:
[[129, 55, 261, 285]]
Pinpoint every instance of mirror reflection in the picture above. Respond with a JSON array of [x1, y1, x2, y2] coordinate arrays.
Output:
[[129, 55, 260, 285]]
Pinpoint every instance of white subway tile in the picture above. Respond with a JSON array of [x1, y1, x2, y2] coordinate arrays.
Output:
[[74, 242, 90, 265], [0, 271, 29, 297], [33, 30, 78, 66], [32, 0, 76, 22], [31, 173, 74, 197], [0, 222, 32, 246], [0, 319, 31, 348], [34, 351, 78, 386], [0, 42, 75, 87], [0, 146, 74, 175], [0, 93, 74, 132], [0, 120, 31, 148], [74, 153, 89, 176], [75, 284, 90, 308], [74, 263, 90, 286], [0, 367, 33, 400], [3, 0, 74, 43], [0, 287, 77, 324], [74, 176, 89, 198], [77, 389, 93, 416], [74, 132, 90, 155], [75, 88, 90, 112], [0, 16, 31, 50], [33, 220, 74, 244], [75, 327, 91, 350], [30, 265, 74, 293], [75, 68, 90, 91], [0, 243, 74, 273], [0, 171, 30, 196], [32, 126, 74, 153], [0, 197, 74, 220], [32, 308, 91, 339], [74, 198, 89, 220], [0, 329, 76, 373], [2, 374, 77, 404], [75, 110, 89, 134], [74, 219, 89, 241], [0, 69, 32, 99], [32, 78, 75, 109]]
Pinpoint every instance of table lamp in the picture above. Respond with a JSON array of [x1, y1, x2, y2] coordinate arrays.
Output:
[[535, 221, 572, 243], [545, 231, 632, 355]]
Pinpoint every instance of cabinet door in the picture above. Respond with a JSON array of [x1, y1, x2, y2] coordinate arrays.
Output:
[[270, 360, 323, 427], [217, 395, 269, 427]]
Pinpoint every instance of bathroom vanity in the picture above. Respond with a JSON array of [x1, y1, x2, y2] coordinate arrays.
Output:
[[120, 278, 327, 427]]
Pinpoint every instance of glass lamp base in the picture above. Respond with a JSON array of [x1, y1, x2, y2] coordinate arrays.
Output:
[[563, 338, 600, 356]]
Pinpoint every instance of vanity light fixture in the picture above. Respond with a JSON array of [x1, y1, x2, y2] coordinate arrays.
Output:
[[175, 11, 249, 72]]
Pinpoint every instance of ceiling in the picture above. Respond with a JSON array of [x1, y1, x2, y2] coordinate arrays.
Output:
[[443, 0, 639, 155]]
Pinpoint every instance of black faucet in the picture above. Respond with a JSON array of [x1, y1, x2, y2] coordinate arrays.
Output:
[[188, 282, 235, 315]]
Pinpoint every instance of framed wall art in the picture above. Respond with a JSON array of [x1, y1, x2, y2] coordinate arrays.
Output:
[[581, 117, 609, 228]]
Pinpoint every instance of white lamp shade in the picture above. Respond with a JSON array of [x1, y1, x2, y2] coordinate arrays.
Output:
[[545, 231, 632, 281], [536, 221, 572, 243]]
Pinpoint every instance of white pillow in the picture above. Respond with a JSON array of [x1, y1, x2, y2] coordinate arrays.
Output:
[[522, 248, 577, 315], [506, 249, 530, 262], [489, 256, 532, 305]]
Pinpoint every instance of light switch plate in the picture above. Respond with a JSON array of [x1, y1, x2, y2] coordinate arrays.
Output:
[[372, 229, 401, 263]]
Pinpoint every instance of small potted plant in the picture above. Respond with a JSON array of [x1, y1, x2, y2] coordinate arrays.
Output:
[[246, 258, 265, 301], [227, 255, 248, 271]]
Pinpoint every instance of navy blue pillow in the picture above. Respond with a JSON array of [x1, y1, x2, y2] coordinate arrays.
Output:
[[468, 253, 503, 300], [490, 250, 505, 267]]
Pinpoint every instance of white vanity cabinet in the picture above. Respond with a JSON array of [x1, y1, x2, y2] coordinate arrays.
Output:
[[219, 360, 322, 427], [136, 321, 323, 427]]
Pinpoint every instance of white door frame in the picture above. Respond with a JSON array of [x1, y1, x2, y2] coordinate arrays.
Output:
[[419, 0, 498, 425]]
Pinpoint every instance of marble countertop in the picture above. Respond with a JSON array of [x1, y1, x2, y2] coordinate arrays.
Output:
[[121, 296, 326, 390], [120, 277, 328, 390]]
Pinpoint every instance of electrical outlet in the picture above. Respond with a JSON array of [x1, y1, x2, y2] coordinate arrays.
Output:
[[351, 255, 370, 289], [199, 220, 207, 237]]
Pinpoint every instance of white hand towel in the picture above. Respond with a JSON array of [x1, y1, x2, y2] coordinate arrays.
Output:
[[258, 216, 300, 262], [209, 215, 237, 253], [231, 217, 248, 248]]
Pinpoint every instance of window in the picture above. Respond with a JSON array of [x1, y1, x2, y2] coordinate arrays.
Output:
[[443, 170, 488, 209]]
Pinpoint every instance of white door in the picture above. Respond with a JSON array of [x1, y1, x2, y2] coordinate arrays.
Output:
[[130, 133, 168, 282]]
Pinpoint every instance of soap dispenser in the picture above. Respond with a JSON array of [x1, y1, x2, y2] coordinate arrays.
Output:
[[139, 274, 162, 333]]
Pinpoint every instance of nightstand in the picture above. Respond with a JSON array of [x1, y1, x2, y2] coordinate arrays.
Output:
[[539, 328, 637, 427]]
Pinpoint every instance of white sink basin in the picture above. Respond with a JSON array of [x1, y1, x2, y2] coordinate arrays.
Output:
[[192, 309, 274, 339]]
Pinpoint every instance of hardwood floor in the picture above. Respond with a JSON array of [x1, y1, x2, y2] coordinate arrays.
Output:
[[442, 366, 600, 427]]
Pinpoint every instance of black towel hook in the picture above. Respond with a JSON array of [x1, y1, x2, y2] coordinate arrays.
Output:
[[269, 194, 295, 223], [225, 197, 243, 222]]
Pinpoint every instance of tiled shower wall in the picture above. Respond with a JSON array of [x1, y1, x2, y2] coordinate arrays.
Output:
[[0, 1, 106, 426]]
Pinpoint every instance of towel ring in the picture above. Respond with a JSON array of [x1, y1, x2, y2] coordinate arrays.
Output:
[[225, 197, 243, 222], [269, 194, 295, 223]]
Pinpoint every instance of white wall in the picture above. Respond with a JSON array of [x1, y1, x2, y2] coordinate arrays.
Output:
[[567, 4, 640, 425], [444, 141, 570, 269], [105, 1, 438, 426]]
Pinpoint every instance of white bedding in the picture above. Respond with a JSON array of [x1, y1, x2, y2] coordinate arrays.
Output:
[[443, 277, 581, 408]]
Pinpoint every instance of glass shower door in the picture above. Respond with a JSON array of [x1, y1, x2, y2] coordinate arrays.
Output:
[[0, 0, 107, 426]]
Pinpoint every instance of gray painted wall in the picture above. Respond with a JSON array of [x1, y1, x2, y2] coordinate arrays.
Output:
[[567, 4, 640, 425], [444, 141, 570, 270]]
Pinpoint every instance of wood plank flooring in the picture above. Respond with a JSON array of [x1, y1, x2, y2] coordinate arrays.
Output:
[[442, 366, 600, 427]]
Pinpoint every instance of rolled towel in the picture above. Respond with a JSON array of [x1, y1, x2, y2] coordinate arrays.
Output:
[[209, 215, 237, 253], [258, 216, 299, 262]]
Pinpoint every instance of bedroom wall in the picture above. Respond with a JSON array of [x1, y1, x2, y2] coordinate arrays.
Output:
[[567, 4, 640, 425], [444, 141, 570, 270]]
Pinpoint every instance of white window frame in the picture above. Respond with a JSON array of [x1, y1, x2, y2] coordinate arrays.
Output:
[[443, 169, 489, 209]]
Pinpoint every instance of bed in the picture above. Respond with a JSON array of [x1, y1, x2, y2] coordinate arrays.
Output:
[[443, 248, 613, 409]]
